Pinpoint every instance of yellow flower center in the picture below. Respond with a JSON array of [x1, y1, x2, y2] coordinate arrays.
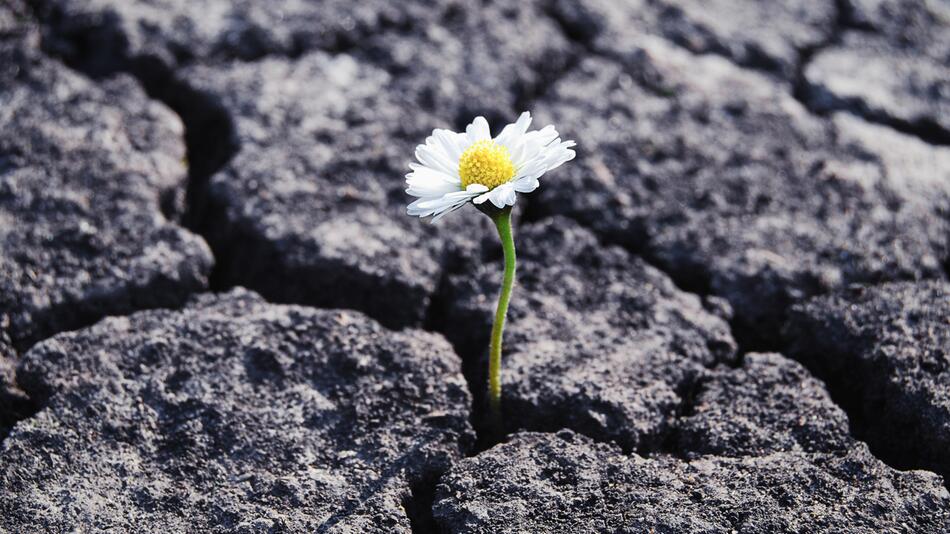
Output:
[[459, 140, 516, 190]]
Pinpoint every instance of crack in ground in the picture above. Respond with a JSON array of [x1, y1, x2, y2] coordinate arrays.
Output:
[[0, 343, 40, 446], [656, 371, 711, 460], [0, 60, 229, 438], [17, 11, 481, 530], [21, 0, 949, 512], [0, 17, 226, 434], [26, 0, 406, 70], [797, 352, 950, 493], [427, 211, 744, 458], [0, 391, 36, 444], [509, 8, 950, 475], [533, 201, 939, 474], [792, 0, 949, 146], [546, 204, 946, 478], [420, 11, 592, 454], [404, 469, 444, 534], [790, 0, 845, 107], [4, 2, 240, 355], [24, 14, 240, 278]]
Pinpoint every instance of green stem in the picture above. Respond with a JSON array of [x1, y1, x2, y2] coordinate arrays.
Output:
[[488, 207, 516, 432]]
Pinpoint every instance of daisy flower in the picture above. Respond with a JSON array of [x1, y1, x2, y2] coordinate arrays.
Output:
[[406, 112, 576, 222], [405, 112, 576, 436]]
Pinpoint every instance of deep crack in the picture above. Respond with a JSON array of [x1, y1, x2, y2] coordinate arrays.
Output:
[[792, 0, 950, 146], [428, 212, 746, 457], [6, 1, 234, 355], [17, 0, 950, 509], [404, 471, 442, 534], [0, 345, 40, 445]]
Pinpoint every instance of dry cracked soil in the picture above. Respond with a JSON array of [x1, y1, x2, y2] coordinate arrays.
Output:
[[1, 0, 949, 532]]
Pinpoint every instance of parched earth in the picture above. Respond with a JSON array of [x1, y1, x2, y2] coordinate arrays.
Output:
[[1, 0, 949, 532]]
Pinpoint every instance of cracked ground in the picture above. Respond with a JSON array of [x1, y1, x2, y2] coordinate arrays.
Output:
[[1, 0, 949, 532]]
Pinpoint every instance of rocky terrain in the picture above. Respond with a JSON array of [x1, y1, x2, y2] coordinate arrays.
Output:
[[1, 0, 948, 532]]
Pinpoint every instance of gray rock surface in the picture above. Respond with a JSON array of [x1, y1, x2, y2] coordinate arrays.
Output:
[[673, 352, 852, 458], [433, 431, 950, 533], [805, 0, 950, 140], [27, 0, 572, 333], [785, 281, 950, 482], [0, 332, 30, 441], [660, 0, 836, 79], [8, 0, 950, 528], [0, 36, 212, 350], [182, 51, 494, 329], [443, 217, 855, 459], [35, 0, 573, 120], [33, 0, 441, 70], [0, 0, 31, 37], [441, 217, 737, 451], [532, 34, 950, 345], [358, 0, 573, 122], [551, 0, 837, 80], [0, 289, 473, 532]]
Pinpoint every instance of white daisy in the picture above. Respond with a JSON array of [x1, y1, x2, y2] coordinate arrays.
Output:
[[406, 112, 576, 222]]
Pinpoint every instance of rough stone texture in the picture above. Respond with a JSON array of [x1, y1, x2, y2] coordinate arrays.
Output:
[[0, 0, 31, 37], [35, 0, 573, 121], [39, 0, 573, 331], [0, 289, 473, 532], [0, 332, 31, 441], [533, 34, 950, 346], [673, 352, 852, 458], [9, 0, 950, 528], [33, 0, 441, 71], [805, 0, 950, 141], [831, 110, 950, 227], [441, 217, 737, 451], [785, 281, 950, 482], [0, 341, 13, 438], [0, 36, 212, 351], [550, 0, 837, 81], [182, 51, 495, 329], [444, 218, 853, 459], [433, 431, 950, 534], [356, 0, 573, 123]]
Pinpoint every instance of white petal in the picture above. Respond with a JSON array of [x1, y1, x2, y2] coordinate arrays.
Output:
[[529, 125, 559, 144], [434, 128, 465, 164], [511, 176, 540, 193], [508, 140, 530, 169], [405, 164, 461, 198], [537, 140, 577, 172], [514, 160, 547, 182], [509, 126, 555, 168], [466, 183, 490, 193], [416, 190, 471, 209], [406, 178, 459, 198], [466, 116, 491, 144], [432, 190, 480, 221], [494, 111, 532, 149], [489, 184, 517, 208], [406, 165, 457, 184], [407, 197, 441, 217], [410, 199, 449, 215], [513, 137, 576, 181], [431, 201, 468, 222], [407, 189, 479, 220], [415, 143, 457, 176]]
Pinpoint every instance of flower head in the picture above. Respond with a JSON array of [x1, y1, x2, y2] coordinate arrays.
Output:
[[406, 112, 576, 221]]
